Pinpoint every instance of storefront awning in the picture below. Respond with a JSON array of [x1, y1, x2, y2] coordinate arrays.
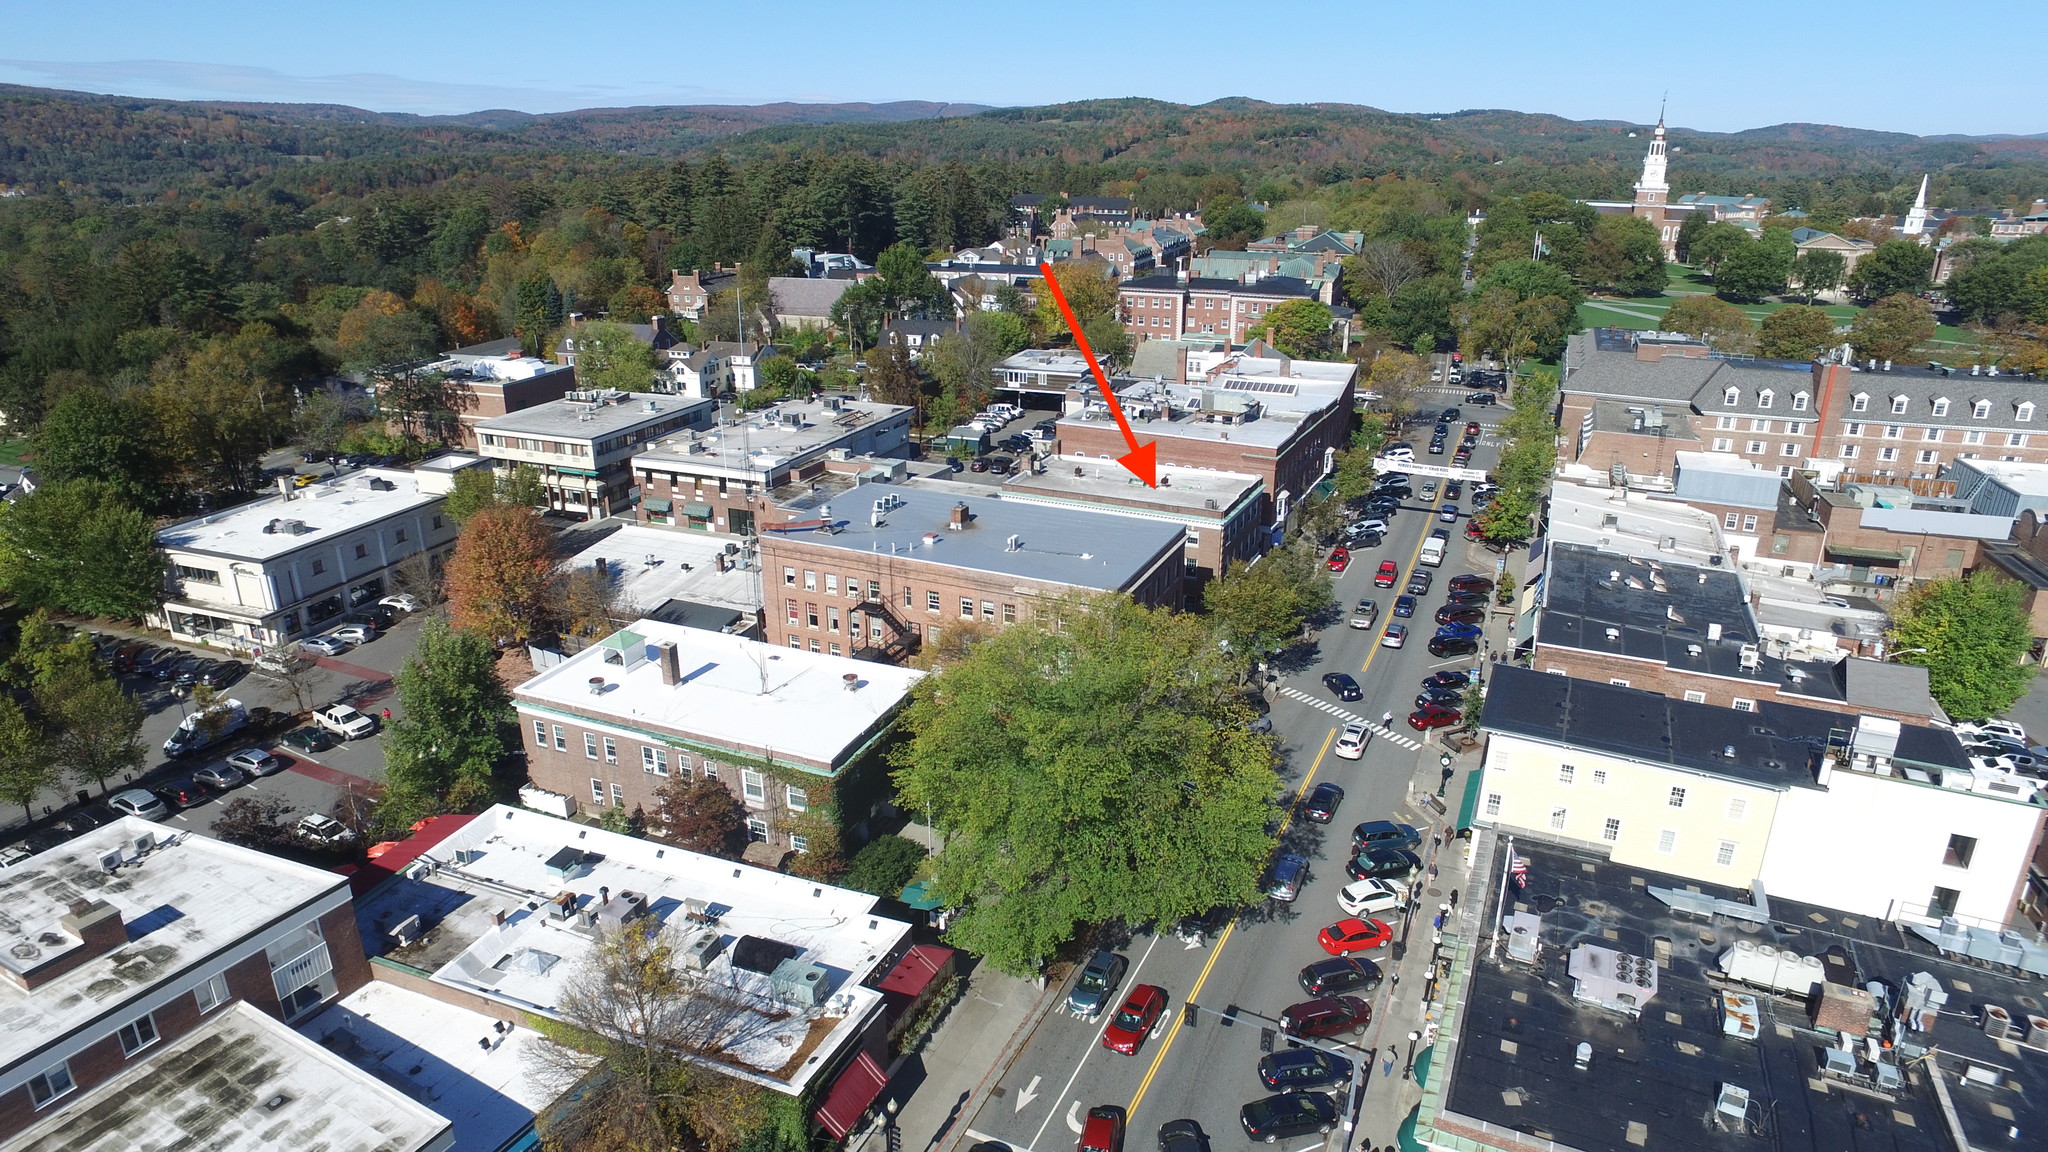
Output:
[[1826, 543, 1907, 562], [814, 1051, 888, 1138], [682, 501, 714, 519], [641, 497, 672, 514]]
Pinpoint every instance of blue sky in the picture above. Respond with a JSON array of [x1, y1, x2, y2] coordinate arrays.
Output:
[[0, 0, 2035, 136]]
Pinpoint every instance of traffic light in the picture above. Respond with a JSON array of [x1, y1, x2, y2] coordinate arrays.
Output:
[[1183, 1002, 1198, 1027]]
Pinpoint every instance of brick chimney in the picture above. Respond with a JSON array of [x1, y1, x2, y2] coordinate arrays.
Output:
[[656, 641, 682, 686], [5, 899, 128, 991], [949, 502, 970, 530]]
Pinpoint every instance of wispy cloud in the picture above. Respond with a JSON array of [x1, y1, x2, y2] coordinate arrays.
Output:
[[0, 58, 745, 115]]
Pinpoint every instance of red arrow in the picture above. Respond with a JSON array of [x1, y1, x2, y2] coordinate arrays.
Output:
[[1037, 262, 1156, 487]]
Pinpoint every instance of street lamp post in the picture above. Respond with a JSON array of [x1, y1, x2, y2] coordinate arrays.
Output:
[[1404, 1030, 1422, 1080]]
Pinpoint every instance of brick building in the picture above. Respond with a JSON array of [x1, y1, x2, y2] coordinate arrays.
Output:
[[1531, 541, 1943, 723], [753, 482, 1187, 660], [633, 394, 915, 535], [1116, 274, 1321, 344], [474, 390, 714, 520], [1056, 344, 1355, 527], [0, 820, 371, 1140], [511, 622, 922, 858], [1000, 460, 1266, 588], [1564, 328, 2048, 487], [383, 341, 577, 450]]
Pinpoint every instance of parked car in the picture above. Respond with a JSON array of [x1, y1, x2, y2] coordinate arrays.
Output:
[[109, 788, 169, 820], [196, 659, 245, 687], [1373, 561, 1399, 587], [1351, 518, 1388, 537], [1068, 950, 1130, 1019], [1333, 724, 1370, 762], [300, 635, 350, 657], [1409, 703, 1463, 730], [1435, 605, 1485, 627], [1302, 781, 1347, 819], [1439, 407, 1461, 422], [1101, 984, 1168, 1055], [61, 804, 117, 834], [112, 642, 151, 674], [1405, 570, 1432, 595], [1347, 846, 1421, 882], [1297, 956, 1384, 998], [1258, 1047, 1354, 1092], [1424, 669, 1480, 691], [1448, 574, 1495, 593], [1465, 392, 1496, 405], [191, 763, 248, 791], [1322, 673, 1362, 701], [1239, 1093, 1338, 1144], [1380, 623, 1407, 649], [1435, 623, 1482, 642], [1442, 590, 1490, 608], [314, 704, 377, 740], [1416, 686, 1464, 710], [1347, 599, 1379, 630], [1352, 820, 1422, 851], [0, 845, 33, 869], [1278, 996, 1371, 1039], [1428, 635, 1481, 658], [379, 594, 420, 613], [1318, 917, 1393, 955], [280, 726, 336, 754], [1393, 595, 1416, 618], [154, 653, 199, 681], [1338, 878, 1404, 917], [296, 812, 357, 847], [255, 650, 298, 674], [1266, 854, 1309, 902], [1326, 548, 1350, 573], [153, 778, 213, 810], [331, 623, 378, 645], [1078, 1106, 1127, 1152], [1156, 1119, 1205, 1152], [226, 748, 285, 776]]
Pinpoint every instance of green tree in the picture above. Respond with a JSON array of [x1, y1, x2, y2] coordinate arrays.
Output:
[[296, 383, 373, 460], [892, 593, 1280, 974], [1849, 294, 1937, 363], [1581, 214, 1667, 295], [1689, 223, 1751, 276], [1249, 299, 1334, 358], [41, 667, 147, 797], [0, 480, 164, 618], [377, 369, 471, 445], [0, 699, 59, 822], [1661, 295, 1756, 354], [1887, 572, 2035, 719], [827, 279, 889, 349], [839, 835, 928, 897], [1757, 304, 1840, 361], [30, 388, 174, 511], [872, 241, 950, 318], [381, 618, 511, 828], [150, 322, 297, 493], [443, 465, 506, 525], [1203, 200, 1267, 248], [1792, 249, 1845, 303], [571, 321, 658, 392], [1714, 230, 1796, 303], [1849, 240, 1935, 302]]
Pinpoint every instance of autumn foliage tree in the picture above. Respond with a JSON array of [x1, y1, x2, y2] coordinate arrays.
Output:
[[650, 776, 748, 858], [445, 504, 557, 642]]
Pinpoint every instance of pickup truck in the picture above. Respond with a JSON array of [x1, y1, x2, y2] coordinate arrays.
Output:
[[313, 704, 377, 740], [164, 699, 248, 758]]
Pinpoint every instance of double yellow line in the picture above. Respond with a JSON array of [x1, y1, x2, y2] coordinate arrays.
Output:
[[1125, 726, 1337, 1114]]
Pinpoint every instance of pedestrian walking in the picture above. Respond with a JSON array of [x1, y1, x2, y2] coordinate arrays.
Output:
[[1382, 710, 1394, 728], [1450, 888, 1461, 910]]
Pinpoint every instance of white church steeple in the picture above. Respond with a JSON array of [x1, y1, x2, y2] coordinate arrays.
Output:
[[1633, 109, 1670, 208], [1902, 174, 1930, 238]]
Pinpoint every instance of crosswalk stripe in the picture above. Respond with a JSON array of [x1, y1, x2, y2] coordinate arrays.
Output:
[[1275, 686, 1424, 750]]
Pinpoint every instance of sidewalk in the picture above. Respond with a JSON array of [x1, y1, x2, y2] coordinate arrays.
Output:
[[857, 960, 1060, 1152]]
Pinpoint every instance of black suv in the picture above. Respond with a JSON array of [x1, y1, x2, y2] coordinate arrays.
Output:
[[1239, 1093, 1337, 1143], [1428, 635, 1480, 658], [1345, 848, 1421, 882], [1297, 955, 1384, 997], [1258, 1047, 1354, 1091]]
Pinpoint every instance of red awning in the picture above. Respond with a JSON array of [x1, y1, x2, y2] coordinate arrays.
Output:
[[878, 945, 956, 998], [813, 1051, 888, 1138]]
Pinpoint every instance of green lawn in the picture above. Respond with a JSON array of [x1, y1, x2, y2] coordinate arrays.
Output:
[[0, 439, 28, 468], [1579, 292, 1978, 351]]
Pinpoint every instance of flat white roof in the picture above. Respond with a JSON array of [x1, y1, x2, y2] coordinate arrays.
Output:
[[0, 820, 345, 1075], [1, 1003, 450, 1152], [158, 468, 441, 562], [435, 351, 565, 382], [1003, 456, 1262, 514], [513, 619, 921, 772], [1958, 458, 2048, 494], [1672, 450, 1771, 476], [557, 525, 764, 619], [1547, 477, 1724, 566], [359, 805, 912, 1095], [474, 390, 712, 440], [301, 982, 560, 1152], [634, 395, 912, 475]]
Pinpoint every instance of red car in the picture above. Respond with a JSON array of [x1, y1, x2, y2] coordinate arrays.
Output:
[[1317, 917, 1394, 955], [1100, 984, 1168, 1054], [1465, 421, 1481, 437], [1373, 561, 1399, 587], [1327, 547, 1351, 573], [1409, 702, 1462, 730]]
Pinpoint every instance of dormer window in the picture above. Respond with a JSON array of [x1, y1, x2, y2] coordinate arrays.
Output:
[[1757, 390, 1773, 409], [1851, 393, 1869, 412], [1891, 396, 1909, 414], [1974, 400, 1992, 419], [1724, 387, 1740, 406], [1792, 392, 1810, 412], [2020, 402, 2036, 423], [1932, 397, 1950, 417]]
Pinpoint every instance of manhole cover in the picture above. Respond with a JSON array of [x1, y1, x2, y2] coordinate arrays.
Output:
[[1428, 887, 1444, 898]]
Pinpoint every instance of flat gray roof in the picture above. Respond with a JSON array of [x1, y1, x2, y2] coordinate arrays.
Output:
[[1003, 456, 1261, 515], [768, 481, 1185, 591], [634, 395, 912, 475], [158, 469, 440, 563], [475, 391, 711, 440]]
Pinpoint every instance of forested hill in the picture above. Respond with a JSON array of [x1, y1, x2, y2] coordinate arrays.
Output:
[[3, 83, 2045, 205]]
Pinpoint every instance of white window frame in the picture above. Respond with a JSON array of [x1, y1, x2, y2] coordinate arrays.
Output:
[[790, 833, 810, 853], [2020, 402, 2037, 423], [532, 720, 546, 747], [643, 746, 668, 776], [1592, 769, 1608, 785], [1717, 415, 1736, 429], [1931, 398, 1949, 417], [1549, 806, 1569, 831], [1668, 786, 1687, 809], [1792, 392, 1809, 412], [1732, 698, 1755, 712], [1786, 420, 1805, 434], [1851, 393, 1869, 412], [602, 737, 617, 764], [1683, 690, 1707, 703], [1974, 400, 1991, 419], [1559, 764, 1575, 784], [1891, 395, 1909, 414], [1713, 438, 1733, 452], [1602, 817, 1622, 843], [786, 784, 809, 812], [1747, 440, 1765, 454], [1839, 444, 1859, 459], [584, 733, 599, 760], [1484, 792, 1502, 817], [26, 1061, 73, 1110], [1715, 840, 1738, 867], [117, 1012, 159, 1057], [1756, 390, 1773, 409], [1781, 443, 1800, 457], [746, 817, 769, 842], [741, 769, 767, 805], [590, 778, 605, 803], [1917, 450, 1937, 464], [1656, 829, 1678, 855], [1726, 797, 1747, 821], [1724, 511, 1741, 529], [1723, 388, 1740, 407], [194, 972, 231, 1014]]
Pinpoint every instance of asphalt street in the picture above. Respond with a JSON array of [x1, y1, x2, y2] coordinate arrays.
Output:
[[958, 386, 1507, 1152]]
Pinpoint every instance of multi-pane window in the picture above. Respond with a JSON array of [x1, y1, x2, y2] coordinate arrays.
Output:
[[1746, 441, 1764, 454], [590, 778, 605, 803], [702, 760, 718, 780], [803, 570, 817, 590], [1742, 515, 1757, 532], [533, 720, 547, 747], [790, 833, 810, 853], [553, 725, 566, 750], [117, 1012, 159, 1056], [1684, 690, 1707, 703], [927, 591, 941, 612], [982, 600, 997, 621], [1602, 818, 1622, 842], [1839, 444, 1859, 459], [1724, 512, 1740, 529], [1668, 787, 1687, 809], [1786, 421, 1805, 434], [1891, 396, 1909, 414], [585, 733, 599, 759], [1003, 603, 1017, 624], [194, 973, 231, 1014], [1732, 698, 1755, 712], [1484, 793, 1502, 817], [1879, 447, 1899, 461], [2020, 403, 2036, 422], [643, 746, 668, 776], [786, 785, 809, 812], [26, 1062, 73, 1109], [1716, 841, 1738, 867], [960, 597, 975, 620], [1850, 394, 1869, 412], [1656, 829, 1678, 855], [825, 574, 838, 595], [1792, 393, 1809, 411], [746, 818, 769, 842], [1883, 425, 1903, 439], [602, 738, 617, 764], [611, 782, 625, 807], [1974, 400, 1992, 419], [1932, 398, 1950, 416], [741, 769, 766, 805], [1549, 806, 1568, 831], [828, 607, 840, 633], [1713, 438, 1733, 452]]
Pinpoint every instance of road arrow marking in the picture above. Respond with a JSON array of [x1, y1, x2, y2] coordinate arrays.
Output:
[[1066, 1100, 1085, 1133], [1014, 1075, 1042, 1112]]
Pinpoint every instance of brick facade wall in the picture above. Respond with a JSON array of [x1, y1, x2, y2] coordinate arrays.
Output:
[[1533, 646, 1932, 724], [1057, 401, 1349, 526]]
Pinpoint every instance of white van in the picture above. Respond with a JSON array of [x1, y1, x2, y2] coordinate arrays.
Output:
[[1419, 535, 1446, 567]]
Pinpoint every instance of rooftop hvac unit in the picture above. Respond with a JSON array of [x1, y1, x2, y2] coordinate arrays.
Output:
[[770, 958, 830, 1007], [391, 915, 424, 948], [2028, 1015, 2048, 1052], [682, 930, 723, 971], [1984, 1004, 2015, 1039], [98, 849, 124, 873], [1714, 1084, 1753, 1132]]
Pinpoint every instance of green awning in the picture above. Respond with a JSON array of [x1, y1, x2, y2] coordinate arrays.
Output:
[[641, 497, 672, 514], [1455, 767, 1485, 830], [899, 880, 945, 911], [1826, 543, 1906, 562], [682, 502, 714, 519]]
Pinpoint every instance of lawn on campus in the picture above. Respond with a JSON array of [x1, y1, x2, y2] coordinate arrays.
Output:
[[1579, 265, 1978, 349]]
